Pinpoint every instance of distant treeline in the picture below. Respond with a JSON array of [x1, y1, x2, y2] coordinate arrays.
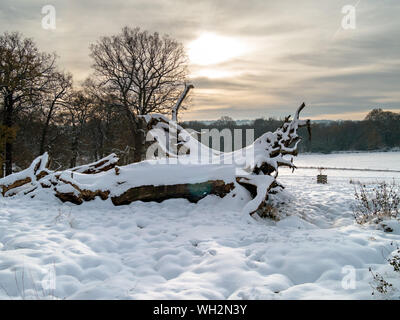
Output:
[[182, 108, 400, 153], [1, 107, 398, 174]]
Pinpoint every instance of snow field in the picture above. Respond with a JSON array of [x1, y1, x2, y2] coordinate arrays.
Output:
[[0, 152, 400, 299]]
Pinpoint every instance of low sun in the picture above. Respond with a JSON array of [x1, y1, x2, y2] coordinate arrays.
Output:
[[188, 32, 245, 66]]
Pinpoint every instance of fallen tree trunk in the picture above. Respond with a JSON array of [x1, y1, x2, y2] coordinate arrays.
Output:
[[236, 176, 283, 219], [111, 180, 234, 206], [0, 102, 311, 221], [50, 166, 234, 205], [0, 153, 236, 207], [144, 102, 310, 219], [0, 153, 50, 196], [0, 153, 119, 196], [70, 153, 119, 174]]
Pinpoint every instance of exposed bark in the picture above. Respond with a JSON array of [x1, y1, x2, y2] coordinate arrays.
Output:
[[55, 178, 110, 204], [111, 180, 234, 206], [236, 176, 282, 220], [1, 176, 31, 196], [0, 152, 50, 195]]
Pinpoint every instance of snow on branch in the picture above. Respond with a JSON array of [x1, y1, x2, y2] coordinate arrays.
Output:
[[141, 102, 310, 218], [71, 153, 119, 174], [0, 153, 51, 196], [171, 83, 194, 122]]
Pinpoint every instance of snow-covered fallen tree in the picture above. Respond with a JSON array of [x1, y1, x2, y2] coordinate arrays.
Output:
[[0, 103, 310, 220]]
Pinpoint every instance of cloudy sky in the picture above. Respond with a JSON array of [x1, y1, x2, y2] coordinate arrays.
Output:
[[1, 0, 399, 120]]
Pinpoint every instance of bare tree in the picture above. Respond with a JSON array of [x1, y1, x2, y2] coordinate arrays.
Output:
[[81, 78, 120, 161], [0, 32, 56, 175], [63, 90, 93, 168], [89, 26, 188, 162], [38, 71, 72, 155]]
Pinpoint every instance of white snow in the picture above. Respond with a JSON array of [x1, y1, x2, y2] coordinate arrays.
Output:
[[0, 151, 400, 299], [0, 152, 50, 187], [53, 162, 237, 197]]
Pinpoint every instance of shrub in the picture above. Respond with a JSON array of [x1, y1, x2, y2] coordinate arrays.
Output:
[[370, 248, 400, 298], [353, 180, 400, 224], [369, 267, 394, 296], [389, 249, 400, 273]]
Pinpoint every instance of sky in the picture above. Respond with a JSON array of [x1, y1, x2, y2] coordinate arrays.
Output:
[[0, 0, 399, 121]]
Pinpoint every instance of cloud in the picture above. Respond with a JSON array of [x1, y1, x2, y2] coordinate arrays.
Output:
[[0, 0, 399, 120]]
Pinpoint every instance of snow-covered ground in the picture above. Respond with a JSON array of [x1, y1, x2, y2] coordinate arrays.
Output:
[[0, 151, 400, 299]]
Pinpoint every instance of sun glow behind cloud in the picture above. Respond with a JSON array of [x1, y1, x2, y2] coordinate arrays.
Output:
[[188, 32, 246, 66], [192, 68, 242, 79]]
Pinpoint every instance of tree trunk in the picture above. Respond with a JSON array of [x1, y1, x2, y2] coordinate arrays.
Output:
[[123, 106, 145, 163], [96, 121, 104, 160], [3, 95, 14, 176], [70, 134, 79, 168], [133, 122, 146, 163], [111, 180, 234, 206], [39, 104, 55, 155], [4, 141, 12, 176], [39, 126, 48, 156]]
